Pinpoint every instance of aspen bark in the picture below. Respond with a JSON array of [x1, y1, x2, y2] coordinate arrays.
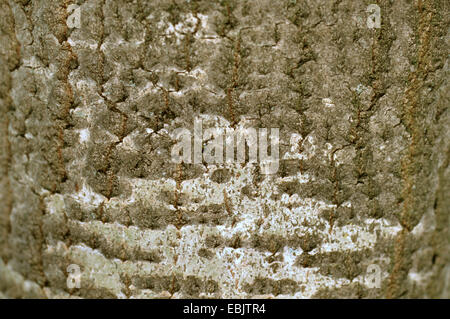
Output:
[[0, 0, 448, 298]]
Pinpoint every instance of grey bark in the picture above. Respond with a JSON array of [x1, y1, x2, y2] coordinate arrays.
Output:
[[0, 0, 449, 298]]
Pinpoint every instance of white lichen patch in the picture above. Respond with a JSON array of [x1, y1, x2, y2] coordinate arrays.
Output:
[[50, 111, 402, 298]]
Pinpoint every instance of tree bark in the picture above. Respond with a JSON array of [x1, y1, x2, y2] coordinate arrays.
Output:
[[0, 0, 448, 298]]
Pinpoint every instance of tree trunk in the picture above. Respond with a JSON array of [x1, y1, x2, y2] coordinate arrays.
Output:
[[0, 0, 448, 298]]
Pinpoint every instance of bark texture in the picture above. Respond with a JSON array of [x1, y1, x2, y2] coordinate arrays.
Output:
[[0, 0, 449, 298]]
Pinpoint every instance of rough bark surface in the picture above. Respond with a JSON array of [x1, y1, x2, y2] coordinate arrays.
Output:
[[0, 0, 448, 298]]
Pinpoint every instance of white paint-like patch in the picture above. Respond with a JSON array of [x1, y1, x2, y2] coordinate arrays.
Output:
[[78, 128, 90, 143], [67, 38, 98, 50], [322, 98, 335, 108], [25, 132, 34, 140]]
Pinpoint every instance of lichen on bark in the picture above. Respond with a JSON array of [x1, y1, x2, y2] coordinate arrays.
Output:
[[0, 0, 448, 299]]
